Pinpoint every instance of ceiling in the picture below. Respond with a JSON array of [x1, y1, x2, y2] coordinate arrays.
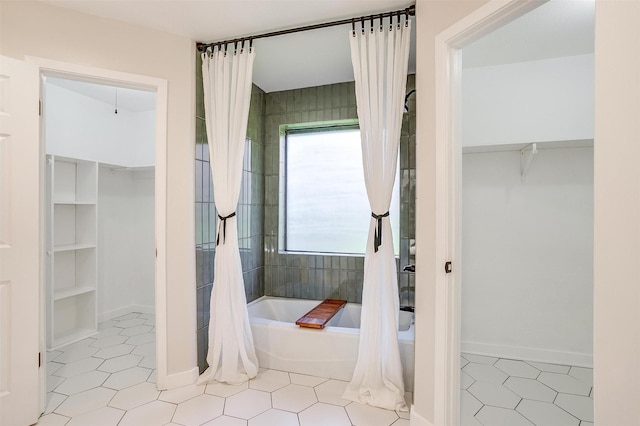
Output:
[[40, 0, 413, 43], [40, 0, 415, 92], [463, 0, 594, 68], [252, 19, 415, 93], [47, 77, 157, 112], [40, 0, 593, 98]]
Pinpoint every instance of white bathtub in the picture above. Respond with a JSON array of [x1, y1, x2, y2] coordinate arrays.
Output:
[[247, 296, 415, 391]]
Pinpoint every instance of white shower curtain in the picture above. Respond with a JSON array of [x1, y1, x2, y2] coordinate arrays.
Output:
[[343, 20, 411, 411], [197, 42, 259, 385]]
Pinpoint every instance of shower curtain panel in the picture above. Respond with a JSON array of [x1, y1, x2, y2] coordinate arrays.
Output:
[[197, 42, 259, 385], [343, 19, 411, 411]]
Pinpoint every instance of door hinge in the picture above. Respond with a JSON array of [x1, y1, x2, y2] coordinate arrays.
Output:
[[445, 261, 453, 274], [38, 352, 42, 368], [39, 100, 42, 116]]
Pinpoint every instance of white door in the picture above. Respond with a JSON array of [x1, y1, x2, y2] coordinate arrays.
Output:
[[0, 56, 41, 425]]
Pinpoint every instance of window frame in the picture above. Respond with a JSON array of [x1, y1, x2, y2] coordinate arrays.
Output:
[[278, 120, 400, 256]]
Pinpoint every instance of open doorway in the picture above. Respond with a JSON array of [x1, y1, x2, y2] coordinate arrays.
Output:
[[41, 74, 158, 413], [424, 1, 594, 425], [458, 2, 594, 425]]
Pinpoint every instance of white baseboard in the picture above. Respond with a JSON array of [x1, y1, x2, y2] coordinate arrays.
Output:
[[98, 304, 155, 323], [156, 367, 199, 391], [410, 406, 434, 426], [461, 340, 593, 368]]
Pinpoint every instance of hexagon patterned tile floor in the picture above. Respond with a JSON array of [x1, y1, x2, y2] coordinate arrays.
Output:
[[461, 353, 593, 426], [39, 314, 592, 426], [39, 312, 411, 426]]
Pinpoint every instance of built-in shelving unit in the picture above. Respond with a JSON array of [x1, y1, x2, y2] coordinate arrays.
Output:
[[46, 155, 99, 350]]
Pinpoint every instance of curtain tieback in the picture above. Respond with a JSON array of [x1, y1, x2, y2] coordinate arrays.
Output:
[[371, 211, 390, 253], [217, 212, 236, 245]]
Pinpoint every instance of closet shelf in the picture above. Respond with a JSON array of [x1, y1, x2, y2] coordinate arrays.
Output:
[[53, 201, 96, 205], [53, 243, 96, 252], [462, 138, 593, 154], [101, 163, 155, 174], [54, 286, 96, 301]]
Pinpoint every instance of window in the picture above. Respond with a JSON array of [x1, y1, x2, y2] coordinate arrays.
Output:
[[281, 123, 400, 255]]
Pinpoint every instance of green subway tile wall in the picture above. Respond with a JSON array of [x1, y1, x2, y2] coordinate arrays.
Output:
[[262, 76, 416, 305], [195, 53, 416, 372]]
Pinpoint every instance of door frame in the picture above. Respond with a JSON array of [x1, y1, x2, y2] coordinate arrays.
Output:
[[431, 1, 549, 424], [27, 56, 169, 405]]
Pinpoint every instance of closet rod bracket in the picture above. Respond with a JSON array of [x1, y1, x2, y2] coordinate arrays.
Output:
[[520, 143, 538, 179]]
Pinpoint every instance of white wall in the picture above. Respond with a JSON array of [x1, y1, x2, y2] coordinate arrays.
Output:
[[0, 0, 196, 386], [45, 83, 155, 167], [98, 167, 155, 321], [461, 147, 593, 366], [130, 172, 156, 307], [462, 54, 594, 147]]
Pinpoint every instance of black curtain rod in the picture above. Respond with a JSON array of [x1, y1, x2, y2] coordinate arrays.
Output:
[[196, 4, 415, 52]]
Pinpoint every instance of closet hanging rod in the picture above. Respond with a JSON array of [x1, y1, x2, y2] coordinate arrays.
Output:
[[196, 4, 415, 52]]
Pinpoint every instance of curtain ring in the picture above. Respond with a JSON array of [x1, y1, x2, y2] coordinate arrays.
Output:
[[370, 16, 374, 33], [397, 11, 401, 29], [351, 18, 355, 37], [224, 43, 228, 56], [250, 38, 254, 52], [405, 9, 409, 27], [379, 13, 383, 32], [234, 40, 239, 54], [361, 16, 365, 34]]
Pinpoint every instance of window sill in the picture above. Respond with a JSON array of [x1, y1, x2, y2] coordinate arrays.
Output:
[[279, 250, 399, 259]]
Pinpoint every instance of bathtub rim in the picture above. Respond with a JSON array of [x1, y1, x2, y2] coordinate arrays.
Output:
[[247, 295, 415, 341]]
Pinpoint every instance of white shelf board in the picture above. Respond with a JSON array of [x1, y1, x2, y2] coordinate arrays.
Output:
[[53, 155, 96, 165], [51, 328, 98, 351], [100, 162, 155, 171], [54, 286, 96, 301], [53, 201, 96, 205], [53, 243, 96, 252], [462, 138, 594, 154]]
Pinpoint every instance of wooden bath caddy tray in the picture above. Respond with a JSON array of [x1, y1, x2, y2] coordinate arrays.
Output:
[[295, 299, 347, 329]]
